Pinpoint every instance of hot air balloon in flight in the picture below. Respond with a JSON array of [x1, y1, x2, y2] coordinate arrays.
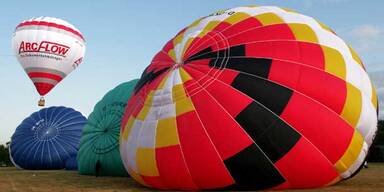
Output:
[[120, 6, 379, 190], [78, 80, 138, 176], [12, 17, 86, 106], [9, 106, 86, 170]]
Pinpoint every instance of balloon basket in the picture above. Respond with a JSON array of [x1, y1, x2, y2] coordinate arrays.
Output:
[[38, 97, 45, 107]]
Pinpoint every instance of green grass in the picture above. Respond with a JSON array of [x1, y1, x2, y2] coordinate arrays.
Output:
[[1, 163, 384, 191]]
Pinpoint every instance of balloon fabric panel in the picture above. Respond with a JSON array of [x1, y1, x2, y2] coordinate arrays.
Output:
[[10, 106, 86, 170], [120, 6, 378, 190], [12, 17, 86, 104]]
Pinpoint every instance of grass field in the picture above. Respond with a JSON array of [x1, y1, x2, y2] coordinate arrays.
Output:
[[1, 163, 384, 192]]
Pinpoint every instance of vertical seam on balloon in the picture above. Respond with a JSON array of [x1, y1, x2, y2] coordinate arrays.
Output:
[[173, 32, 230, 101], [186, 38, 368, 91], [171, 69, 199, 189], [180, 8, 263, 57], [155, 69, 177, 189], [51, 139, 63, 167], [53, 111, 78, 127], [129, 75, 169, 186], [56, 115, 84, 127], [184, 64, 340, 179], [53, 137, 72, 162], [11, 137, 38, 167], [186, 53, 373, 133], [180, 78, 234, 188], [47, 140, 53, 168], [54, 114, 85, 153], [183, 19, 367, 88], [183, 9, 315, 59], [184, 23, 284, 60], [24, 140, 41, 168], [183, 65, 290, 184], [51, 107, 67, 129]]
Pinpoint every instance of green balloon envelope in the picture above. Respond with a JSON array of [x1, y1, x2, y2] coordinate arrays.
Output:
[[77, 79, 138, 176]]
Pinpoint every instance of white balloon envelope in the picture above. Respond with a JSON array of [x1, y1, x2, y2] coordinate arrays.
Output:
[[12, 17, 86, 106]]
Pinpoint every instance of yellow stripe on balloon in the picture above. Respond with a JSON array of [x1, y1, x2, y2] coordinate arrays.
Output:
[[334, 130, 364, 173], [179, 68, 192, 82], [136, 148, 159, 176], [122, 116, 135, 141], [341, 83, 362, 127], [254, 12, 284, 26], [181, 38, 195, 59], [156, 117, 179, 147], [186, 17, 204, 31], [322, 45, 347, 80], [172, 84, 194, 115], [316, 20, 335, 34], [347, 45, 365, 69], [224, 12, 250, 25], [168, 49, 176, 62], [137, 91, 154, 121], [289, 23, 319, 43], [281, 7, 298, 13], [197, 20, 221, 38], [371, 82, 378, 110], [173, 32, 185, 47]]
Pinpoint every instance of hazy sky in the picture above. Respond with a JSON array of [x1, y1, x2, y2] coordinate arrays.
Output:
[[0, 0, 383, 144]]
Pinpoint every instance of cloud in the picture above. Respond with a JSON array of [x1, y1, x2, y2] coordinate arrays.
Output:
[[369, 70, 384, 120], [351, 25, 382, 39], [349, 25, 383, 51]]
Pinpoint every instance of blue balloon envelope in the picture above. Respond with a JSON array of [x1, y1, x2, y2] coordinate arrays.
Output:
[[65, 156, 78, 170], [10, 106, 86, 170]]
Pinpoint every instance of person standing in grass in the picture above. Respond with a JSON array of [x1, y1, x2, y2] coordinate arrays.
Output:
[[95, 160, 101, 177]]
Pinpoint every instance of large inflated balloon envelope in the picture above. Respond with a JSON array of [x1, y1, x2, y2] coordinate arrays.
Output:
[[10, 106, 86, 170], [120, 5, 379, 190], [12, 16, 86, 106], [78, 79, 139, 176], [65, 156, 78, 170]]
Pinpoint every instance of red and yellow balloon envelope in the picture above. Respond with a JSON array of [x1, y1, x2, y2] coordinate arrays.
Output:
[[12, 17, 86, 106], [120, 6, 379, 190]]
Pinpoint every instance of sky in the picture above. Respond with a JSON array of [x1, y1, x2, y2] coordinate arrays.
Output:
[[0, 0, 383, 144]]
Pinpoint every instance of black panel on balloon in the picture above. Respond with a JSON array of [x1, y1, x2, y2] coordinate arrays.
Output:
[[186, 47, 213, 62], [231, 73, 293, 115], [185, 45, 246, 63], [223, 144, 285, 190], [134, 67, 170, 94], [209, 57, 272, 78], [235, 101, 301, 162]]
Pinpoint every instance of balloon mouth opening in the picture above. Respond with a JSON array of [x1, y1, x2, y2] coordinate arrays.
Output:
[[172, 63, 183, 69]]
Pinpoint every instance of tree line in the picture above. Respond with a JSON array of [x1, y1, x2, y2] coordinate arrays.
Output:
[[0, 142, 12, 166], [368, 120, 384, 161]]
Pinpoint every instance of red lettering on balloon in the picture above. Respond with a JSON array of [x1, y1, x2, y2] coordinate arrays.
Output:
[[18, 41, 70, 56]]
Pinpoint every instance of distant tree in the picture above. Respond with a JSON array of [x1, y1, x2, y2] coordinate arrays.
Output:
[[368, 120, 384, 162], [373, 120, 384, 145], [0, 142, 12, 166]]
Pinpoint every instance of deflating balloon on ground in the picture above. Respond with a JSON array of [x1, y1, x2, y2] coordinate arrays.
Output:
[[10, 106, 86, 170], [78, 80, 138, 176], [119, 5, 379, 190]]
